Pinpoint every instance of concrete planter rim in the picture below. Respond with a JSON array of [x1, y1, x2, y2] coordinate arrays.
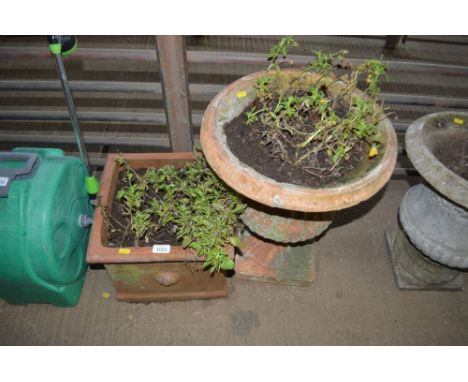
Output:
[[201, 69, 398, 212], [405, 111, 468, 209]]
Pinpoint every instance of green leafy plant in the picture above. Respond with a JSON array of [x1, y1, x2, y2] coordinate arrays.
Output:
[[268, 36, 299, 72], [306, 50, 348, 76], [345, 58, 388, 98], [103, 152, 246, 273], [244, 36, 389, 180]]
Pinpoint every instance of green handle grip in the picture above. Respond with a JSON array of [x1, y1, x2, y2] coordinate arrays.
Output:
[[85, 175, 100, 195]]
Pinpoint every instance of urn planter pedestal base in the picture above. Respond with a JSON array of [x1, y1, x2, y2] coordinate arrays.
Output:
[[234, 203, 329, 286], [236, 231, 317, 286], [385, 229, 464, 291]]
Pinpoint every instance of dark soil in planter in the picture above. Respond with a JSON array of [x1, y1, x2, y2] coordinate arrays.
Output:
[[432, 132, 468, 181], [105, 169, 180, 248], [224, 94, 366, 188]]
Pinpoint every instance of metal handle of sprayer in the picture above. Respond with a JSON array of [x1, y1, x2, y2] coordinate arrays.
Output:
[[47, 36, 99, 195], [47, 35, 90, 171]]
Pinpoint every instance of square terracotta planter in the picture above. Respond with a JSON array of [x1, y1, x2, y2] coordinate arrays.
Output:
[[86, 152, 232, 302]]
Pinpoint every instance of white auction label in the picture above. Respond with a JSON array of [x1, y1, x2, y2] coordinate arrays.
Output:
[[152, 244, 171, 254], [0, 177, 9, 187]]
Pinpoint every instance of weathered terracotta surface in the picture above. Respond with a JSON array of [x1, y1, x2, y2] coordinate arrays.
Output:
[[241, 204, 332, 243], [87, 152, 231, 302], [200, 69, 398, 213], [235, 231, 316, 286], [154, 271, 181, 286], [106, 263, 228, 302]]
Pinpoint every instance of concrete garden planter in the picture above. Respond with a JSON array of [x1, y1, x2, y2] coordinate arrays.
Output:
[[386, 112, 468, 290], [86, 152, 232, 302], [201, 69, 398, 285]]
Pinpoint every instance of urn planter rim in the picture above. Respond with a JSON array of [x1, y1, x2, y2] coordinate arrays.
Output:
[[201, 69, 398, 212]]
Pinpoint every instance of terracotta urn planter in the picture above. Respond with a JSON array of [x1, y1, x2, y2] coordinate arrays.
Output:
[[87, 152, 233, 302], [386, 112, 468, 290], [201, 69, 398, 285]]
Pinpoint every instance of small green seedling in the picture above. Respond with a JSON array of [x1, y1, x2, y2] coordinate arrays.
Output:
[[306, 50, 348, 76], [268, 36, 299, 72]]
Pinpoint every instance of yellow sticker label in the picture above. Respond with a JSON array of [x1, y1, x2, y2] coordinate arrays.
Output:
[[102, 292, 111, 299], [454, 118, 464, 125], [236, 90, 247, 99], [118, 248, 131, 255], [369, 146, 379, 158]]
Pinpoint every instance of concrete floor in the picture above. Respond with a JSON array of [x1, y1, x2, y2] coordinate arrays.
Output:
[[1, 178, 467, 345]]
